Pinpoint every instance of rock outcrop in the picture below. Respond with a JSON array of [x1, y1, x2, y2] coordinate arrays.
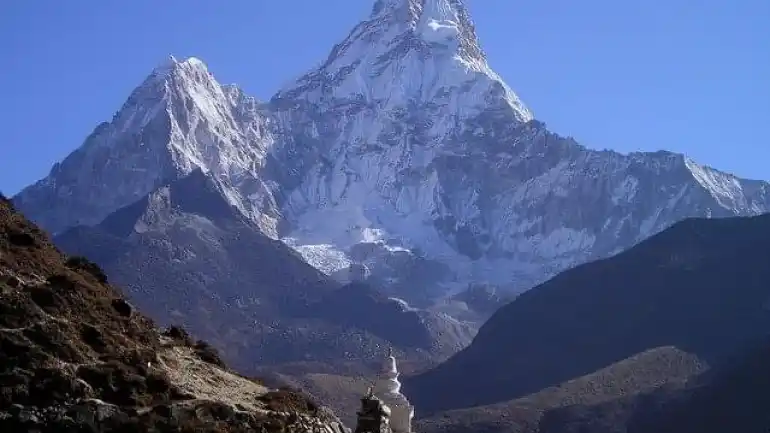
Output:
[[354, 392, 392, 433]]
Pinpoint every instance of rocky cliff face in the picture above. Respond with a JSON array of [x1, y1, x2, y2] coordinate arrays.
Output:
[[13, 0, 770, 301], [0, 194, 349, 432]]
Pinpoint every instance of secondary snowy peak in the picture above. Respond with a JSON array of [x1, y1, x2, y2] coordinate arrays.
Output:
[[116, 56, 233, 159], [14, 56, 280, 236], [683, 157, 769, 214]]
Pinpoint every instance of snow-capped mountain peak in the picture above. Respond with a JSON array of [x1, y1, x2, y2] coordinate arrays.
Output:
[[274, 0, 530, 123], [371, 0, 484, 63], [152, 55, 208, 77], [14, 0, 770, 305], [262, 0, 770, 299]]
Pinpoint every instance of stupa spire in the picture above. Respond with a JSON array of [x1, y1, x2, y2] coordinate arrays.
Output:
[[373, 347, 414, 433]]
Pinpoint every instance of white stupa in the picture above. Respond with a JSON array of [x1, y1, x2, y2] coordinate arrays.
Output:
[[373, 347, 414, 433]]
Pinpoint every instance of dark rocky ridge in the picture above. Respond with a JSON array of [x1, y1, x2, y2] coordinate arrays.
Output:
[[405, 213, 770, 414], [0, 194, 347, 432], [311, 281, 475, 354], [54, 170, 474, 375]]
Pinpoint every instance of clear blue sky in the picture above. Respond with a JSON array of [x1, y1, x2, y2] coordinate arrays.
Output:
[[1, 0, 768, 195]]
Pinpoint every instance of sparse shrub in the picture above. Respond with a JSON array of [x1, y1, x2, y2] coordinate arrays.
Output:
[[80, 323, 107, 352], [23, 322, 83, 363], [145, 372, 171, 394], [206, 401, 236, 421], [29, 367, 91, 405], [163, 326, 193, 345], [258, 388, 319, 414], [8, 231, 35, 247], [121, 348, 158, 374], [76, 361, 145, 406], [5, 275, 20, 288], [28, 285, 56, 309], [65, 255, 108, 284], [111, 298, 133, 317], [193, 340, 225, 367], [46, 274, 76, 291]]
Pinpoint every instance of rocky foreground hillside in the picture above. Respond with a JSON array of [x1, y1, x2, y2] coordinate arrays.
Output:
[[0, 194, 347, 432]]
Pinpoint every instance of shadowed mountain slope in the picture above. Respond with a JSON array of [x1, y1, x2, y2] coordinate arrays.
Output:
[[405, 212, 770, 414]]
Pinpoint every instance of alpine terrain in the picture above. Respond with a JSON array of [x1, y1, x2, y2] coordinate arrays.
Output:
[[13, 0, 770, 303]]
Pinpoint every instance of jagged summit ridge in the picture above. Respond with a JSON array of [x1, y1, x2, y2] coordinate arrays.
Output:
[[370, 0, 484, 62], [274, 0, 531, 124], [151, 55, 209, 79]]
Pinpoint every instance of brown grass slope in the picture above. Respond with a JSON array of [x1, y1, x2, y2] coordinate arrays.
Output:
[[258, 372, 373, 427], [0, 194, 345, 433], [625, 337, 770, 433], [416, 346, 706, 433], [533, 337, 770, 433]]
